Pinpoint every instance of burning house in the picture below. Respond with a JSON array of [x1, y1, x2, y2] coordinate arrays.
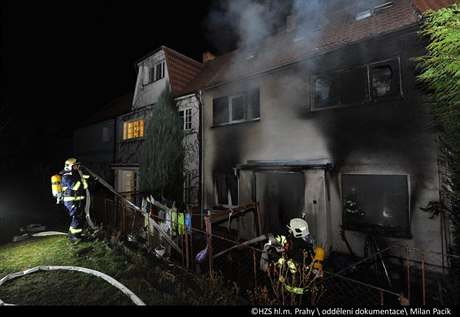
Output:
[[178, 0, 456, 258]]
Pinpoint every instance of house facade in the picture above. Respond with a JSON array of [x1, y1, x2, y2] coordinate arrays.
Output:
[[180, 0, 454, 257], [113, 46, 202, 205], [73, 93, 132, 182]]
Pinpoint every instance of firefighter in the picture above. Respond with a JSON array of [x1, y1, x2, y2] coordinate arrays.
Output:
[[286, 218, 315, 263], [61, 158, 93, 243], [260, 232, 288, 271]]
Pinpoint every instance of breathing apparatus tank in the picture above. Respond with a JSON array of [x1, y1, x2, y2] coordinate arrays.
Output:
[[311, 247, 325, 276], [51, 174, 63, 204]]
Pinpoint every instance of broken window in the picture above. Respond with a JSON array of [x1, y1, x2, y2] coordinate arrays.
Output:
[[215, 171, 239, 206], [313, 76, 336, 109], [212, 88, 260, 126], [341, 174, 410, 238], [370, 58, 401, 100], [311, 57, 402, 110], [123, 119, 144, 140], [339, 66, 368, 104]]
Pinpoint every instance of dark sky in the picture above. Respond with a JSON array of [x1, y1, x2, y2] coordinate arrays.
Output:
[[1, 1, 226, 130]]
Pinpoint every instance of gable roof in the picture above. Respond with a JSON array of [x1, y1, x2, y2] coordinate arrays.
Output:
[[78, 93, 133, 127], [180, 0, 456, 95], [162, 46, 203, 97]]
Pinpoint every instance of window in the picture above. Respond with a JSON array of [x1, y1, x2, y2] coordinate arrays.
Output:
[[341, 174, 411, 238], [142, 61, 165, 85], [370, 59, 401, 100], [311, 58, 401, 111], [155, 61, 165, 81], [213, 88, 260, 126], [215, 171, 239, 206], [102, 127, 111, 143], [123, 119, 144, 140], [179, 108, 192, 131]]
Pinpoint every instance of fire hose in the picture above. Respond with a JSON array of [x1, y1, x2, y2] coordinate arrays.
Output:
[[0, 266, 145, 306]]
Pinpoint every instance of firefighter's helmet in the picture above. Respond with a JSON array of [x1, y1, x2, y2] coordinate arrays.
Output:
[[287, 218, 309, 238], [64, 158, 80, 171]]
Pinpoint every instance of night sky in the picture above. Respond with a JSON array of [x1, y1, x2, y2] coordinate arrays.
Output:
[[1, 1, 220, 127]]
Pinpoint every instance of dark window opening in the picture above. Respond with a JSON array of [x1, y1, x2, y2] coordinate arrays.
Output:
[[314, 77, 336, 109], [312, 57, 402, 110], [215, 171, 239, 206], [370, 59, 401, 100], [231, 95, 245, 121], [339, 66, 368, 104], [341, 174, 411, 238], [213, 97, 229, 125]]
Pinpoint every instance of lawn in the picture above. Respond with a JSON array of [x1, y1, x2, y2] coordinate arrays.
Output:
[[0, 235, 179, 305]]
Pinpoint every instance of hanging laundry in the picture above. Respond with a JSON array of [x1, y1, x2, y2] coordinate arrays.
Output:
[[177, 213, 185, 235], [171, 209, 177, 232], [185, 213, 192, 235]]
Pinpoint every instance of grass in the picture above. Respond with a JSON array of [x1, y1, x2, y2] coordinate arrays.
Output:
[[0, 235, 180, 305]]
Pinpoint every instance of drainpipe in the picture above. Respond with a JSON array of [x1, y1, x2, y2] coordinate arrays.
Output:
[[197, 90, 205, 229]]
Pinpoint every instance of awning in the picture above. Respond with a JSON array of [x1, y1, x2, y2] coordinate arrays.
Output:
[[236, 159, 333, 171]]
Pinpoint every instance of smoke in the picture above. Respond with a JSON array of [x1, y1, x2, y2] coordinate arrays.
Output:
[[205, 0, 292, 54]]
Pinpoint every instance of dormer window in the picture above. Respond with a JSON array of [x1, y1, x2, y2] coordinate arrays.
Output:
[[142, 61, 165, 85]]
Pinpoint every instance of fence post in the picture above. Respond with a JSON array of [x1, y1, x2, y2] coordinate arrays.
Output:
[[421, 251, 426, 305], [185, 227, 190, 270], [253, 249, 257, 289], [205, 216, 214, 274], [405, 246, 411, 303]]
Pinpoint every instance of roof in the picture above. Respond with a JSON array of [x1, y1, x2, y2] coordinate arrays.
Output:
[[411, 0, 457, 13], [180, 0, 455, 95], [78, 93, 133, 127], [162, 46, 203, 97]]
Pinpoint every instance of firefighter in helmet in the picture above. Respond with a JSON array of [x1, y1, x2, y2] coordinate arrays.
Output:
[[61, 158, 93, 243], [286, 218, 315, 263]]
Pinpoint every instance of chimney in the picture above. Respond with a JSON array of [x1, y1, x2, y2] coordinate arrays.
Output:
[[202, 51, 215, 64], [286, 14, 296, 32]]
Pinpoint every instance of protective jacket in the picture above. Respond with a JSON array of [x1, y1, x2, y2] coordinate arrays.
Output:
[[61, 170, 91, 240]]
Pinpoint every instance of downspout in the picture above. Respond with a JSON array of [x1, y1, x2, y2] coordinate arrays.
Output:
[[197, 90, 205, 229]]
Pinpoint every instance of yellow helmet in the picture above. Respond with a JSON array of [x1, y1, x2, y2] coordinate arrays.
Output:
[[64, 158, 80, 171]]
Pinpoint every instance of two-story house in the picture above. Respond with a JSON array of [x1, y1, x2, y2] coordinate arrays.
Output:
[[179, 0, 455, 258]]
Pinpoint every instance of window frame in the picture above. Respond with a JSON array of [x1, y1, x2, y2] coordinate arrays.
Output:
[[212, 88, 260, 126], [340, 173, 411, 238], [179, 108, 192, 131], [122, 119, 145, 141], [311, 57, 402, 111]]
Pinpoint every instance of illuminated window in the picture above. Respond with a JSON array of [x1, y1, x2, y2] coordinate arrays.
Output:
[[123, 119, 144, 140]]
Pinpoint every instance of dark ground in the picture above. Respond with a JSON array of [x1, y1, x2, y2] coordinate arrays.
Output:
[[0, 167, 69, 245]]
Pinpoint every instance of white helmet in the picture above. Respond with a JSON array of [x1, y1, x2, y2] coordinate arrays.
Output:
[[64, 158, 80, 171], [287, 218, 309, 238]]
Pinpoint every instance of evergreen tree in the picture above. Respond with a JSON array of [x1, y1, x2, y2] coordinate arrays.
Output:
[[140, 86, 184, 201]]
